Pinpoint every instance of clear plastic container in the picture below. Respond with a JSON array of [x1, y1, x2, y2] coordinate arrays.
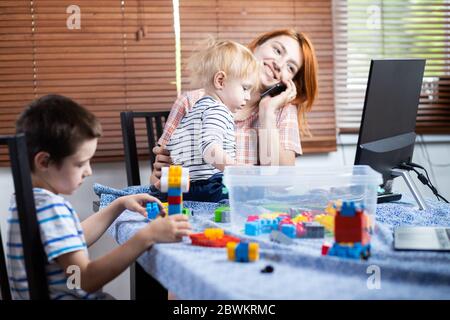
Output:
[[223, 165, 381, 233]]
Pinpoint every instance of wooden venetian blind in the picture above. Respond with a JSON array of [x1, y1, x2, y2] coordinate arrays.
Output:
[[334, 0, 450, 134], [0, 0, 176, 165], [179, 0, 337, 153]]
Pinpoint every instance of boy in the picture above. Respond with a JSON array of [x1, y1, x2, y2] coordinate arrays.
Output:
[[165, 38, 259, 202], [7, 94, 191, 299]]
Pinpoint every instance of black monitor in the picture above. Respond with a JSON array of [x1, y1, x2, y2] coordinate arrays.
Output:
[[354, 59, 427, 208]]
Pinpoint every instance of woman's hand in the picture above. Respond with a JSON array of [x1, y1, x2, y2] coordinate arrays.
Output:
[[119, 193, 166, 217], [259, 79, 297, 125], [150, 145, 172, 189]]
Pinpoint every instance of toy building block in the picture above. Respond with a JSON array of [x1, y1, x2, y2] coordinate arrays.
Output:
[[247, 215, 259, 222], [334, 205, 370, 245], [270, 230, 294, 245], [296, 223, 307, 237], [146, 202, 160, 220], [227, 242, 259, 262], [303, 222, 325, 239], [260, 218, 278, 234], [321, 243, 331, 255], [314, 214, 334, 233], [281, 224, 296, 238], [204, 228, 224, 240], [245, 221, 261, 236], [190, 230, 240, 248], [182, 207, 192, 216], [328, 242, 371, 260], [214, 206, 230, 222]]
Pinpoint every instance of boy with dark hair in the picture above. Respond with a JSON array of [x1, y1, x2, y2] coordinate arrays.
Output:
[[8, 94, 191, 299]]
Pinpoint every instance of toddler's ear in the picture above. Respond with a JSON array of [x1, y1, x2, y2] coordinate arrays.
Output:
[[34, 151, 51, 170], [213, 71, 226, 89]]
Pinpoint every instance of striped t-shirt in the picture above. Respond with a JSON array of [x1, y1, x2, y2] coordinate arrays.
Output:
[[6, 188, 107, 300], [166, 96, 236, 181]]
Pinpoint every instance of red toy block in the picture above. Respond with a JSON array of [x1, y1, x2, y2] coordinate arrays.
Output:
[[335, 210, 370, 245], [189, 233, 241, 247], [296, 223, 306, 237], [321, 243, 331, 255], [167, 196, 182, 205], [247, 215, 259, 222]]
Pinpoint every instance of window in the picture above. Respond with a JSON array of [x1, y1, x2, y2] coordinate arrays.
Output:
[[334, 0, 450, 133]]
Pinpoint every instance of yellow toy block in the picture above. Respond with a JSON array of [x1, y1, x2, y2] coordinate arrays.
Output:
[[204, 228, 224, 240], [248, 243, 259, 262], [292, 215, 309, 223], [227, 242, 237, 261], [314, 214, 334, 232], [169, 165, 182, 177]]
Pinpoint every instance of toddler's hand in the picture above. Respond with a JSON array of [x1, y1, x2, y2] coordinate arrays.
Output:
[[146, 214, 191, 243], [120, 193, 165, 217]]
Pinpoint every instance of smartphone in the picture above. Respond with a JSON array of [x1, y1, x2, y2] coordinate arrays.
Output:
[[260, 82, 287, 98]]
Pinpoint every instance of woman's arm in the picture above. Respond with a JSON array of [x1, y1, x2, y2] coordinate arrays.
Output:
[[257, 80, 298, 166]]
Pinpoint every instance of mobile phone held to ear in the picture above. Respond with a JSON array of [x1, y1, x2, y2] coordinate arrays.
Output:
[[260, 82, 287, 98]]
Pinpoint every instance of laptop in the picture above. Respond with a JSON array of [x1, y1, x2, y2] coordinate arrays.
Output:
[[394, 227, 450, 251]]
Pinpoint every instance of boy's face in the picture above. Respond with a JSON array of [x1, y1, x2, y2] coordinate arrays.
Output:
[[45, 138, 97, 195], [220, 77, 253, 113]]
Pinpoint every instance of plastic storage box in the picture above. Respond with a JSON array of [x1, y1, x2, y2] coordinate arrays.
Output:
[[223, 165, 381, 233]]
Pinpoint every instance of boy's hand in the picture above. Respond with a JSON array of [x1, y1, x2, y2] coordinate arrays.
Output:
[[145, 214, 191, 243], [120, 194, 165, 217]]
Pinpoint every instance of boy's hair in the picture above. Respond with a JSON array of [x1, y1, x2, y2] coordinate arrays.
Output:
[[187, 37, 260, 90], [16, 94, 102, 171]]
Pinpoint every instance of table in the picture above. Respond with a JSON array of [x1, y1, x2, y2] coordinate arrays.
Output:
[[107, 198, 450, 300]]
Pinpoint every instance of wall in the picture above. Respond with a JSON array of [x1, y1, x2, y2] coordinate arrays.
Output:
[[1, 136, 449, 299]]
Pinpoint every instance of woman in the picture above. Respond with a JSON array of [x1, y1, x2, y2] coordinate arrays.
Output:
[[151, 29, 318, 188]]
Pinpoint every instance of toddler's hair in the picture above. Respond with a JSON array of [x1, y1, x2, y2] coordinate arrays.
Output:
[[16, 94, 102, 171], [187, 37, 260, 89]]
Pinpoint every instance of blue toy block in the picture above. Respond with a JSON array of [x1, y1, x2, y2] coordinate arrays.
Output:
[[281, 224, 296, 238], [245, 221, 261, 236], [146, 202, 160, 220], [168, 187, 182, 196], [328, 242, 371, 260], [168, 204, 182, 215], [340, 201, 356, 216], [235, 243, 249, 262]]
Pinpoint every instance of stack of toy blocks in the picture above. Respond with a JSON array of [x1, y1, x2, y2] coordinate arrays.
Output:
[[227, 242, 259, 262], [326, 201, 371, 260], [160, 165, 189, 215]]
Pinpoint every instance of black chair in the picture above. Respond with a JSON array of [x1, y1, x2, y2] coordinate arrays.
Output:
[[120, 111, 170, 300], [0, 134, 49, 300]]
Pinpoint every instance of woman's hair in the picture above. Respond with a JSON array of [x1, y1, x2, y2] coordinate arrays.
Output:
[[248, 29, 318, 136], [187, 37, 260, 90], [16, 94, 102, 171]]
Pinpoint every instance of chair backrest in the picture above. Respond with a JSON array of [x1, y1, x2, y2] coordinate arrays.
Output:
[[0, 134, 49, 300], [120, 111, 170, 186]]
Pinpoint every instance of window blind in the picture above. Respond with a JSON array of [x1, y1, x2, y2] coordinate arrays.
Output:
[[333, 0, 450, 134]]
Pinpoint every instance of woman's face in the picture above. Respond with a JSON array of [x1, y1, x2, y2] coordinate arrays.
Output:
[[253, 35, 302, 89]]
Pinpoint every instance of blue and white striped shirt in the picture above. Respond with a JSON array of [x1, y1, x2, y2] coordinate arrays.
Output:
[[6, 188, 107, 300], [166, 96, 236, 181]]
